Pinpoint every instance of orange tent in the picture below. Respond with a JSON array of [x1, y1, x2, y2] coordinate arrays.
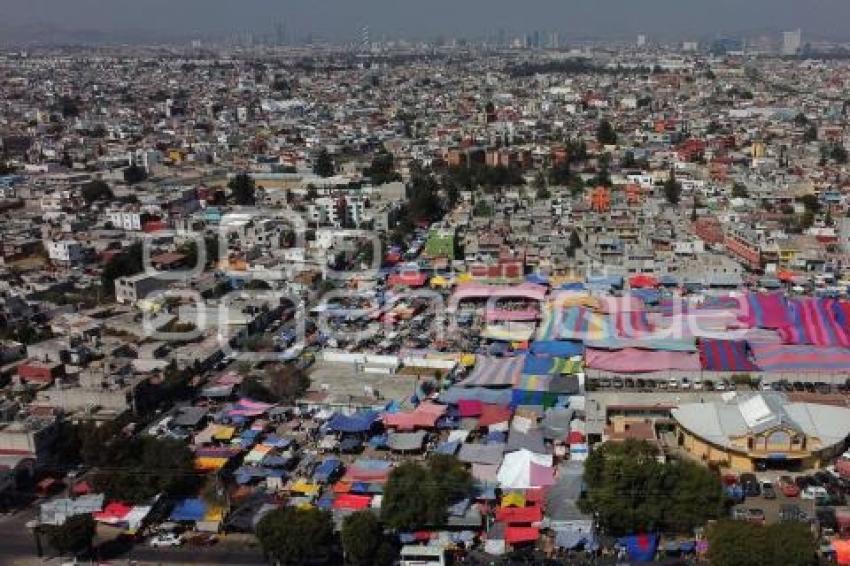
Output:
[[590, 187, 611, 213]]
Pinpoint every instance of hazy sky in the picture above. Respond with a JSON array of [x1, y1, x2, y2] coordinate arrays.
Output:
[[3, 0, 850, 42]]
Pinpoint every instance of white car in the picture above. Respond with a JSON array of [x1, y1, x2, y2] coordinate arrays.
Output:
[[693, 379, 704, 390], [801, 486, 828, 500], [149, 533, 183, 547]]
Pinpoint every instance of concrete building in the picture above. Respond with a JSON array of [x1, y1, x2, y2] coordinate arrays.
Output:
[[673, 392, 850, 472]]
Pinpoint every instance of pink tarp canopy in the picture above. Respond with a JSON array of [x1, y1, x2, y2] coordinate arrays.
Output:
[[529, 462, 556, 487], [451, 282, 547, 304], [457, 400, 483, 417], [388, 272, 428, 288], [737, 293, 792, 329], [478, 404, 514, 427], [599, 295, 645, 314], [383, 402, 446, 430], [485, 308, 540, 322], [585, 348, 701, 373]]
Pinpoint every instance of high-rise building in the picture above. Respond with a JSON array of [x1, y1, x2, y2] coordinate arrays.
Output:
[[782, 29, 802, 56], [637, 34, 647, 48]]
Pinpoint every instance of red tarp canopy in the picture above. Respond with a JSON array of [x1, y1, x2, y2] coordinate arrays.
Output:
[[477, 404, 513, 427], [457, 400, 483, 418], [505, 526, 540, 544], [94, 502, 133, 523], [333, 494, 372, 510], [568, 431, 586, 444], [496, 505, 542, 524], [629, 274, 658, 288]]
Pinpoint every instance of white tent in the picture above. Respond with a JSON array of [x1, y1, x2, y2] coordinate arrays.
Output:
[[496, 449, 554, 489]]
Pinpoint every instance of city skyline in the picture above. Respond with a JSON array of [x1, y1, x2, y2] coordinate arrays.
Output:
[[2, 0, 850, 45]]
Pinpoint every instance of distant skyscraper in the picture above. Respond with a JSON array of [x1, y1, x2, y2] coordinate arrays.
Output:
[[782, 29, 802, 56], [637, 34, 647, 48]]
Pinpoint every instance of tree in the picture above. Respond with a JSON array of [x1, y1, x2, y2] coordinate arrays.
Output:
[[81, 180, 114, 204], [91, 436, 198, 503], [266, 364, 311, 402], [663, 169, 682, 206], [44, 514, 95, 557], [596, 119, 618, 146], [124, 164, 147, 185], [101, 242, 143, 296], [256, 507, 334, 565], [381, 455, 472, 530], [580, 440, 724, 535], [731, 182, 749, 199], [228, 173, 256, 205], [534, 171, 550, 199], [366, 149, 401, 185], [831, 143, 849, 164], [803, 124, 818, 143], [707, 520, 815, 566], [313, 149, 335, 178], [621, 150, 637, 169], [342, 511, 383, 566]]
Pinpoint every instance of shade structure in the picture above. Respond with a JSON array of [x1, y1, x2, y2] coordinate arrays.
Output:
[[628, 274, 658, 289], [497, 449, 554, 489], [699, 339, 757, 371], [505, 526, 540, 544]]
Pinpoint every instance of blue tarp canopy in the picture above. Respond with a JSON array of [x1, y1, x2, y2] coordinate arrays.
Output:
[[559, 282, 585, 291], [369, 434, 389, 449], [526, 273, 549, 285], [435, 440, 461, 455], [617, 534, 659, 562], [339, 437, 363, 452], [631, 289, 660, 305], [326, 411, 379, 434], [522, 355, 554, 375], [587, 275, 624, 290], [170, 498, 206, 522], [529, 340, 584, 357], [313, 459, 343, 482]]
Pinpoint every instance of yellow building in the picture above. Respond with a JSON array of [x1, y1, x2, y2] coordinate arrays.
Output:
[[672, 393, 850, 472]]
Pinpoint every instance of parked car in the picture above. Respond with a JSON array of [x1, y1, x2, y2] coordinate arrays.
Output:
[[746, 508, 766, 524], [741, 473, 761, 497], [149, 533, 183, 547], [779, 476, 800, 497], [761, 480, 777, 499], [801, 486, 828, 500], [186, 533, 218, 547]]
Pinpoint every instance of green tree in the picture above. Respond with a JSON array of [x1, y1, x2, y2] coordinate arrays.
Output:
[[123, 164, 147, 184], [534, 171, 550, 199], [707, 520, 815, 566], [731, 182, 749, 198], [43, 514, 95, 557], [228, 173, 256, 205], [342, 511, 384, 566], [596, 119, 618, 145], [664, 169, 682, 205], [831, 143, 848, 164], [91, 436, 198, 503], [381, 455, 472, 530], [101, 242, 143, 296], [81, 180, 114, 204], [803, 124, 818, 143], [366, 149, 401, 185], [580, 440, 724, 535], [313, 149, 335, 178], [256, 507, 334, 565]]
